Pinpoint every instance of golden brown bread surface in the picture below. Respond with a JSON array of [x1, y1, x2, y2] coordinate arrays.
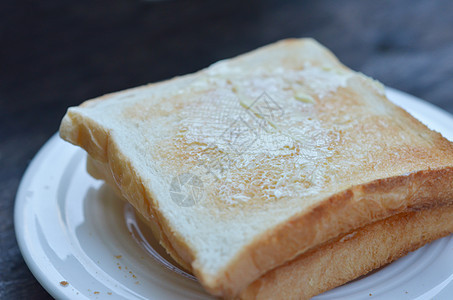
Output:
[[59, 38, 453, 297], [239, 205, 453, 300]]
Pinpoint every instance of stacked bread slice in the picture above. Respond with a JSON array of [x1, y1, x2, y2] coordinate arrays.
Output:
[[60, 39, 453, 299]]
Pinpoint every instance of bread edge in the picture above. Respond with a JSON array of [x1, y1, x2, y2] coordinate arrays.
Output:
[[238, 204, 453, 299]]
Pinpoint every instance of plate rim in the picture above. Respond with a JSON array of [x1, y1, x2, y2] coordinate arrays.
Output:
[[14, 133, 72, 299]]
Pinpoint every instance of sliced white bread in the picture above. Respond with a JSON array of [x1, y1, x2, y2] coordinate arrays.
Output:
[[60, 39, 453, 298]]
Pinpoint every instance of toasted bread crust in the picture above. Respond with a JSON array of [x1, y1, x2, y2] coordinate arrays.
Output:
[[88, 153, 453, 299], [239, 204, 453, 299], [87, 153, 453, 299], [206, 167, 453, 296]]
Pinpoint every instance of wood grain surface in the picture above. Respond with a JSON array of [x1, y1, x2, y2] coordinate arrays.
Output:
[[1, 0, 452, 298]]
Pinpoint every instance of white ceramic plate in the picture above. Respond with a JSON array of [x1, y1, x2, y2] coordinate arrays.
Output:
[[15, 88, 453, 300]]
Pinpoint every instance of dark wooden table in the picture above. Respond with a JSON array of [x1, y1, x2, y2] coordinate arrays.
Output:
[[1, 0, 453, 298]]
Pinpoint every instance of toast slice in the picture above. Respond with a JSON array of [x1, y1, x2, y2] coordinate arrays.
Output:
[[239, 204, 453, 299], [59, 38, 453, 298], [238, 206, 453, 300], [88, 153, 453, 299]]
